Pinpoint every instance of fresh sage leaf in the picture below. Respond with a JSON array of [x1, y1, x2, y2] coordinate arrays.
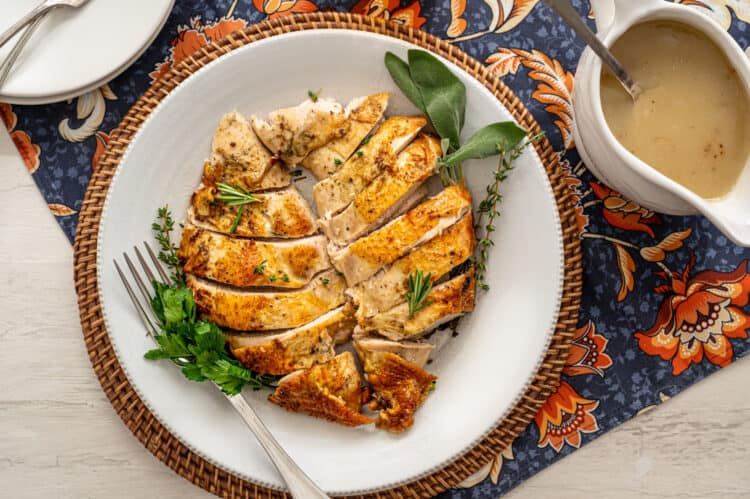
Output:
[[407, 49, 466, 152], [442, 122, 527, 166], [384, 52, 424, 113]]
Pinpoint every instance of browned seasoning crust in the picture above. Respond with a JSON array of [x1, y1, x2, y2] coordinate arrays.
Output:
[[269, 352, 374, 427], [227, 305, 354, 374], [187, 269, 346, 331], [361, 351, 437, 433], [190, 185, 317, 238], [177, 226, 329, 289]]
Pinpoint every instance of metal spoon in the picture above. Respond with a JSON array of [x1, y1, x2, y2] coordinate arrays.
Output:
[[544, 0, 642, 100]]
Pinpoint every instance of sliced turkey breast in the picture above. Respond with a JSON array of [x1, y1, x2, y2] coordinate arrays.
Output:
[[226, 305, 357, 374], [361, 268, 476, 340], [252, 98, 348, 165], [188, 269, 346, 331], [313, 116, 426, 218], [320, 134, 441, 245], [177, 226, 330, 289], [268, 352, 373, 427], [201, 111, 277, 190], [330, 185, 472, 286], [349, 213, 475, 320], [358, 349, 437, 433], [302, 93, 390, 179], [353, 334, 434, 368], [189, 185, 317, 239]]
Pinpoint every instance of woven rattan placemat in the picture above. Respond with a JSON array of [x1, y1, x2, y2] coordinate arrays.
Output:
[[73, 12, 583, 498]]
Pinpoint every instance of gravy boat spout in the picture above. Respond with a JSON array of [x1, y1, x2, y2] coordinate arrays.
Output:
[[572, 0, 750, 246]]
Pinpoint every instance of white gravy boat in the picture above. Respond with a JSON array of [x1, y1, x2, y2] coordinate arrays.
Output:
[[572, 0, 750, 246]]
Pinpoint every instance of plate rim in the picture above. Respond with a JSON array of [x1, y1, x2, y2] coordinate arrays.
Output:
[[75, 13, 582, 498], [0, 0, 175, 105]]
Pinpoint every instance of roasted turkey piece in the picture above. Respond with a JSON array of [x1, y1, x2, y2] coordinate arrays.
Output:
[[329, 185, 473, 286], [313, 115, 426, 218], [178, 226, 330, 289], [226, 305, 356, 375], [189, 185, 317, 239], [252, 98, 348, 166], [269, 352, 373, 427], [361, 268, 476, 340], [187, 269, 346, 331], [349, 213, 476, 320], [357, 349, 437, 433], [302, 93, 390, 179], [201, 111, 285, 190], [320, 133, 442, 245]]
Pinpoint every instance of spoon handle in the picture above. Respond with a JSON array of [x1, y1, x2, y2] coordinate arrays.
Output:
[[544, 0, 641, 99]]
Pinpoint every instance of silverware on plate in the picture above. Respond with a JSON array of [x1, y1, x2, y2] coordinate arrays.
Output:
[[0, 15, 46, 89], [0, 0, 89, 51], [114, 242, 329, 499]]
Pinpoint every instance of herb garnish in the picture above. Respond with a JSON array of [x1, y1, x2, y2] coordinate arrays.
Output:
[[334, 158, 342, 165], [291, 169, 303, 177], [384, 50, 528, 186], [152, 206, 186, 287], [361, 136, 371, 146], [253, 260, 267, 275], [146, 208, 277, 394], [269, 274, 277, 282], [386, 49, 537, 290], [356, 150, 364, 157], [406, 270, 433, 319], [308, 89, 321, 102], [282, 274, 290, 282], [321, 278, 330, 285], [215, 182, 259, 235]]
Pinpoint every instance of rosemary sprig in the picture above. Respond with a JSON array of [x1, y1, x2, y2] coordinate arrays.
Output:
[[308, 88, 320, 102], [406, 270, 433, 319], [215, 182, 259, 235], [474, 134, 541, 290], [151, 206, 186, 287]]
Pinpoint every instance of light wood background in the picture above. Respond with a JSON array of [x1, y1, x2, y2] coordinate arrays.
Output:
[[1, 128, 748, 498]]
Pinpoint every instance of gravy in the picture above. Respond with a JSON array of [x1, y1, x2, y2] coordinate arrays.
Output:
[[600, 21, 750, 199]]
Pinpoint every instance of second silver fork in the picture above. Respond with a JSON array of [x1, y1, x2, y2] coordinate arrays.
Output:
[[114, 242, 329, 499]]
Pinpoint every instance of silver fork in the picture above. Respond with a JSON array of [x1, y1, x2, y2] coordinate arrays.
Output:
[[0, 0, 89, 51], [114, 242, 329, 499]]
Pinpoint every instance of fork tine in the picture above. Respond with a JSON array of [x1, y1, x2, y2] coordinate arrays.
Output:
[[134, 245, 157, 285], [144, 241, 171, 285], [114, 260, 157, 336], [123, 252, 155, 309]]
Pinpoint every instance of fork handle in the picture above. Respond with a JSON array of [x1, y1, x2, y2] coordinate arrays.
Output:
[[226, 393, 330, 498], [0, 0, 58, 51]]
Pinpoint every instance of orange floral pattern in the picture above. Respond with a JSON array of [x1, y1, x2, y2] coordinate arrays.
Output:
[[564, 321, 613, 377], [254, 0, 318, 19], [150, 18, 248, 81], [1, 104, 40, 174], [636, 256, 750, 375], [352, 0, 426, 28], [590, 182, 660, 237], [535, 381, 599, 451], [486, 48, 575, 149]]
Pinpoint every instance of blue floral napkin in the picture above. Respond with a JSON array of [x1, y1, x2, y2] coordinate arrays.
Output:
[[4, 1, 749, 496]]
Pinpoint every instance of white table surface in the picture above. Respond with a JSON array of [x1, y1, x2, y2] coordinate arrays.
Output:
[[0, 126, 748, 499]]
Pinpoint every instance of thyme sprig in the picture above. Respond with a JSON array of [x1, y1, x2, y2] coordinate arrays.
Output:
[[152, 206, 186, 287], [474, 134, 542, 290], [406, 270, 434, 318], [215, 182, 259, 234]]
